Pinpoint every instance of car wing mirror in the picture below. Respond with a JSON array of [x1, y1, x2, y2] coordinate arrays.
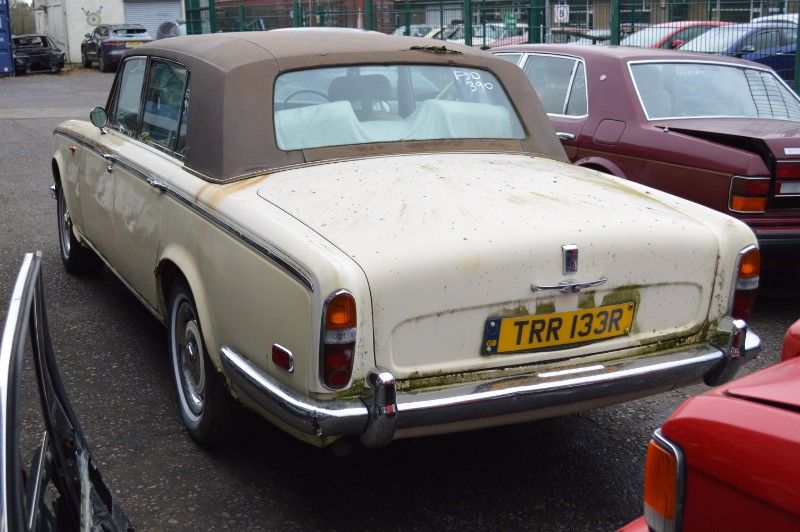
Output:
[[85, 33, 92, 39], [89, 106, 109, 134], [670, 39, 684, 49], [739, 45, 756, 55]]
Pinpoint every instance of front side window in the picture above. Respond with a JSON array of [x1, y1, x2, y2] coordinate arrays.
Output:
[[523, 55, 587, 116], [631, 62, 800, 120], [139, 60, 188, 152], [273, 64, 525, 151], [110, 57, 146, 135]]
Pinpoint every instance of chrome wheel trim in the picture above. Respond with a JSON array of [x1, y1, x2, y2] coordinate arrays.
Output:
[[171, 296, 206, 419], [57, 190, 71, 257]]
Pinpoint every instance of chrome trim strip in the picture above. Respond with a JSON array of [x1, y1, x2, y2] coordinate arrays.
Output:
[[532, 277, 607, 294], [54, 128, 314, 292], [219, 338, 759, 447]]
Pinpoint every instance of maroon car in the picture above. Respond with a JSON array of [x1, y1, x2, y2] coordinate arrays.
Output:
[[492, 45, 800, 291]]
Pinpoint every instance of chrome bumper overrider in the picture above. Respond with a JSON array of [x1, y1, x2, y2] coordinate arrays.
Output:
[[220, 324, 761, 448]]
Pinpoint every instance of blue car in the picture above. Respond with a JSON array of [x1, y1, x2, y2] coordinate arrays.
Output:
[[681, 22, 797, 87]]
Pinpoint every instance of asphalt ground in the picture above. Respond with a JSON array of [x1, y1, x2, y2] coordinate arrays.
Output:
[[1, 68, 799, 531]]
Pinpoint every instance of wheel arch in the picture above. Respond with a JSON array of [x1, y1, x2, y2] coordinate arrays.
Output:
[[51, 155, 64, 187], [156, 246, 222, 370], [574, 156, 626, 178]]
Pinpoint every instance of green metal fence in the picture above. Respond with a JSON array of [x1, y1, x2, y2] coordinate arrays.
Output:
[[185, 0, 800, 87]]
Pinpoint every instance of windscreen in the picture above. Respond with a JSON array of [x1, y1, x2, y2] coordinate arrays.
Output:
[[631, 62, 800, 120], [679, 26, 749, 52], [620, 26, 674, 47], [274, 64, 526, 151]]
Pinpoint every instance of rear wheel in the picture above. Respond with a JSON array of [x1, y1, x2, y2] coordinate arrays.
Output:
[[168, 280, 235, 446], [98, 51, 111, 73], [56, 186, 101, 275]]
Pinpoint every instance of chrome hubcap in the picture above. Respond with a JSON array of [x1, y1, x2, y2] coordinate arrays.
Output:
[[58, 192, 71, 256], [175, 301, 205, 416]]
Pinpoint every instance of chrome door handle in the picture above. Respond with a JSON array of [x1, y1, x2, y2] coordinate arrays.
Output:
[[102, 153, 115, 173], [146, 177, 167, 193], [556, 132, 575, 141]]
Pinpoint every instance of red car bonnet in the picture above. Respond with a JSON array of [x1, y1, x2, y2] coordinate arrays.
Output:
[[781, 319, 800, 362]]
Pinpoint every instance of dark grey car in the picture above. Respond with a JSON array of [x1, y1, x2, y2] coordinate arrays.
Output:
[[12, 34, 65, 75], [80, 24, 153, 72]]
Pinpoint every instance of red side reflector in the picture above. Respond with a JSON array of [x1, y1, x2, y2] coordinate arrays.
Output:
[[775, 162, 800, 180], [272, 344, 294, 373]]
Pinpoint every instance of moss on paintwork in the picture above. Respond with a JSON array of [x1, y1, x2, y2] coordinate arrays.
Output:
[[535, 301, 556, 315], [333, 378, 368, 399], [500, 305, 530, 317], [601, 284, 642, 308], [577, 293, 596, 309]]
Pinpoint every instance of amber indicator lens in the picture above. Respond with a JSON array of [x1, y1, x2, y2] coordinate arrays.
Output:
[[644, 439, 678, 522], [738, 248, 760, 279], [325, 293, 357, 329], [775, 162, 800, 180], [730, 196, 767, 213]]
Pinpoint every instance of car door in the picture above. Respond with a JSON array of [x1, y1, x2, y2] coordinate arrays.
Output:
[[519, 53, 588, 159], [87, 26, 103, 59], [111, 58, 189, 305]]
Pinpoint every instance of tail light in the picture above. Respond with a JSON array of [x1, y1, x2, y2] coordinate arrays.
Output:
[[321, 290, 356, 390], [729, 176, 769, 213], [643, 430, 684, 532], [104, 40, 124, 46], [780, 319, 800, 362], [731, 245, 759, 321], [775, 162, 800, 196]]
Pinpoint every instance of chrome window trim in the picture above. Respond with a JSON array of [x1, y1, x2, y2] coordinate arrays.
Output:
[[108, 55, 190, 161], [627, 59, 800, 122], [522, 52, 589, 119], [54, 128, 315, 293]]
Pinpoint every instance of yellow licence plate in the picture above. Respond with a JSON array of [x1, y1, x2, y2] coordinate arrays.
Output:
[[125, 41, 143, 48], [482, 302, 636, 355]]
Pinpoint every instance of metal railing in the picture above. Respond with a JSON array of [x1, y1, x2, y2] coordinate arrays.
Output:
[[0, 252, 131, 531], [185, 1, 800, 88]]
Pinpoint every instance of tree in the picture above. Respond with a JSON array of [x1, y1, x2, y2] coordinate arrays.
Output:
[[10, 0, 36, 36]]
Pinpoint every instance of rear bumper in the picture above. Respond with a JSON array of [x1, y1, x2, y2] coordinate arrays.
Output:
[[220, 326, 761, 448]]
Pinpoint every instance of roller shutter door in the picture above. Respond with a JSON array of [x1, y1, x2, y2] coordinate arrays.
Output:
[[124, 1, 182, 38]]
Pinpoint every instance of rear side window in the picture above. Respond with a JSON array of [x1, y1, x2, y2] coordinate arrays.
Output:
[[523, 55, 588, 116], [139, 60, 189, 152], [110, 57, 146, 136]]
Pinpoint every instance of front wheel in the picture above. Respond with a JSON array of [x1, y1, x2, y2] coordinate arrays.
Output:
[[168, 281, 235, 445], [81, 51, 91, 68], [56, 186, 101, 274]]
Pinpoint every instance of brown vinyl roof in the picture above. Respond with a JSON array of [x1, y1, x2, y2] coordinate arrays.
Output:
[[124, 29, 566, 182]]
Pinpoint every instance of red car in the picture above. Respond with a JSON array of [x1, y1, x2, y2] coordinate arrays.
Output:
[[619, 20, 731, 49], [621, 319, 800, 531], [492, 45, 800, 291]]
